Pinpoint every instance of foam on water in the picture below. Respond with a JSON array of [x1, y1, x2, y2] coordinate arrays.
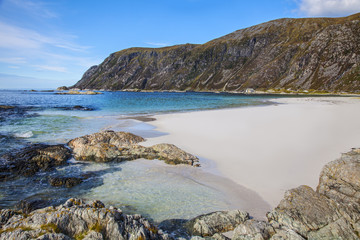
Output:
[[14, 131, 34, 138]]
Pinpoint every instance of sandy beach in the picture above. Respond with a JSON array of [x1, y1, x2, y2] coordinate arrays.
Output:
[[143, 97, 360, 214]]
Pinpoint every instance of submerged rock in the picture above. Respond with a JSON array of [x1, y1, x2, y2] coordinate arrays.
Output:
[[0, 144, 71, 179], [48, 176, 83, 188], [55, 105, 95, 111], [0, 198, 169, 240], [68, 130, 200, 166], [16, 199, 53, 214]]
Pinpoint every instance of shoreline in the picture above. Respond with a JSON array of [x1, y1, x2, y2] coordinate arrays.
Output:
[[142, 96, 360, 210]]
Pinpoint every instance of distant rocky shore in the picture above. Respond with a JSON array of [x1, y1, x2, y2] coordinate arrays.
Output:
[[0, 130, 359, 239]]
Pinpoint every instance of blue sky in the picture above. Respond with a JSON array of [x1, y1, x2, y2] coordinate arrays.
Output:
[[0, 0, 360, 89]]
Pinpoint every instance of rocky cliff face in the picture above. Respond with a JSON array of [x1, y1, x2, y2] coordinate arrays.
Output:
[[73, 13, 360, 92]]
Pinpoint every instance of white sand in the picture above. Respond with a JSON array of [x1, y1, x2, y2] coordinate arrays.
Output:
[[143, 97, 360, 211]]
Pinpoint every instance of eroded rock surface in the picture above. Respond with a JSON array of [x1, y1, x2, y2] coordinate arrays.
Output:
[[186, 210, 249, 237], [68, 130, 200, 166], [267, 149, 360, 240], [0, 198, 169, 240]]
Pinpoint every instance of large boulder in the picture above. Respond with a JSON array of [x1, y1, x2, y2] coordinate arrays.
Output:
[[317, 148, 360, 206], [151, 144, 200, 166], [233, 219, 275, 240], [68, 130, 200, 166], [0, 144, 71, 179], [0, 198, 169, 240], [68, 130, 145, 162], [185, 210, 249, 237], [267, 184, 360, 239]]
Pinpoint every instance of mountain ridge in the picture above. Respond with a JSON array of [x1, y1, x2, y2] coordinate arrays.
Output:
[[73, 13, 360, 93]]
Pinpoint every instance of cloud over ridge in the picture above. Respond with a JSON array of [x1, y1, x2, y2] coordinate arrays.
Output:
[[297, 0, 360, 16]]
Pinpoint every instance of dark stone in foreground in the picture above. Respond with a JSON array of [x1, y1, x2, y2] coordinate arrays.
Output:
[[0, 144, 71, 179]]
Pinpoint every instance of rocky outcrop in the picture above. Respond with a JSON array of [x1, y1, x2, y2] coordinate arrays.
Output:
[[68, 130, 200, 166], [56, 86, 69, 91], [73, 13, 360, 93], [232, 220, 275, 240], [186, 210, 249, 237], [266, 148, 360, 240], [317, 148, 360, 205], [183, 148, 360, 239], [0, 198, 169, 240], [0, 144, 71, 180]]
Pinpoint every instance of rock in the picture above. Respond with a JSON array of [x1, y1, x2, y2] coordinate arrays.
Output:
[[68, 130, 200, 166], [48, 176, 83, 188], [317, 148, 360, 206], [211, 233, 231, 240], [0, 198, 168, 240], [16, 199, 53, 214], [186, 210, 250, 237], [233, 219, 275, 240], [55, 105, 95, 111], [267, 185, 339, 236], [0, 105, 15, 110], [151, 144, 200, 166], [267, 185, 359, 239], [0, 144, 71, 179], [269, 229, 305, 240], [56, 86, 69, 91], [0, 209, 17, 227], [83, 230, 103, 240], [37, 233, 72, 240], [68, 130, 145, 162]]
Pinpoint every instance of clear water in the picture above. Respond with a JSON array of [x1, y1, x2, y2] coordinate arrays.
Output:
[[0, 90, 277, 223]]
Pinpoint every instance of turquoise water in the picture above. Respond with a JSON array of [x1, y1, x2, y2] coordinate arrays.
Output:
[[0, 90, 277, 223], [0, 90, 277, 145]]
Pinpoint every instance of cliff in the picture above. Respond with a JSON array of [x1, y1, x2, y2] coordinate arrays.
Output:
[[73, 13, 360, 93]]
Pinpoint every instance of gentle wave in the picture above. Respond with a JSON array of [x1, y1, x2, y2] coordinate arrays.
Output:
[[14, 131, 34, 138]]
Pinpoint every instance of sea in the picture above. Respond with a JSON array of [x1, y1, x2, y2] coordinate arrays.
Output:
[[0, 89, 279, 223]]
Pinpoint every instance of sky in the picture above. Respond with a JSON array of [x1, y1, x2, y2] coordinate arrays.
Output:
[[0, 0, 360, 89]]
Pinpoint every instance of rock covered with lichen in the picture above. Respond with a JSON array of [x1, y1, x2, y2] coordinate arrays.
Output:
[[0, 198, 169, 240]]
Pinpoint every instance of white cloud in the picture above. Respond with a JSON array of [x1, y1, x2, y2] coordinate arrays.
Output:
[[145, 42, 170, 47], [0, 57, 26, 64], [297, 0, 360, 16], [0, 21, 90, 51], [8, 0, 58, 18], [33, 65, 67, 73]]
